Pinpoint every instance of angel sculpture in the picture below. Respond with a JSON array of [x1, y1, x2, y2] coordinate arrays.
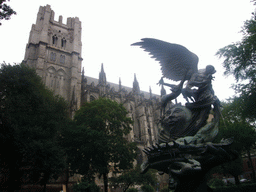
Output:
[[132, 38, 237, 192], [132, 38, 219, 144]]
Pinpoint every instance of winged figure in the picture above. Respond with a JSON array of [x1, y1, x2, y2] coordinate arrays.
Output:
[[132, 38, 215, 103], [132, 38, 237, 192], [132, 38, 219, 143], [132, 38, 199, 81]]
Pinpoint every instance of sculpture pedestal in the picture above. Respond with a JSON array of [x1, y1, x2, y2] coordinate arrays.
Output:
[[170, 169, 212, 192], [141, 140, 238, 192]]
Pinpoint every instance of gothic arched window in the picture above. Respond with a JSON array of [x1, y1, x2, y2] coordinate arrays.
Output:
[[52, 35, 58, 46], [61, 38, 66, 48], [137, 119, 141, 140]]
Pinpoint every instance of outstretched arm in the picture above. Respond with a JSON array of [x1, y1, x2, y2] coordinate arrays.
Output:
[[158, 77, 183, 90]]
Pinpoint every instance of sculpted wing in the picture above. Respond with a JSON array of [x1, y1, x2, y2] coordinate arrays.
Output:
[[132, 38, 199, 81]]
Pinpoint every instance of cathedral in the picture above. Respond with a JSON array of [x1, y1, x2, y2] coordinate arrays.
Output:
[[23, 4, 162, 162]]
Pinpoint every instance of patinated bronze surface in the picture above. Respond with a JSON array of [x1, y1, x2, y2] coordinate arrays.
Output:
[[132, 38, 238, 192]]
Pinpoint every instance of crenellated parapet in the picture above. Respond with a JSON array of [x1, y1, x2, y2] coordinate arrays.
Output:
[[29, 5, 82, 54]]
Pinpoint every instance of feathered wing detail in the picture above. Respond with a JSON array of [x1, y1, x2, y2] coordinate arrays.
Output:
[[131, 38, 199, 81]]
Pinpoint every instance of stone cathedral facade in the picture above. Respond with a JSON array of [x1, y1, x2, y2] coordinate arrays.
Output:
[[23, 5, 162, 162]]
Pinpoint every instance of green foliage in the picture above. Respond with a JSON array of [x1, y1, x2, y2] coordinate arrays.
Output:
[[212, 183, 256, 192], [221, 157, 243, 182], [74, 97, 137, 172], [0, 0, 16, 25], [219, 120, 256, 152], [160, 186, 169, 192], [216, 3, 256, 120], [110, 166, 157, 192], [126, 188, 138, 192], [214, 5, 256, 180], [0, 63, 69, 190], [216, 10, 256, 82], [212, 99, 256, 183], [141, 185, 155, 192], [217, 100, 256, 153], [60, 121, 95, 178], [140, 169, 157, 186], [73, 179, 100, 192], [62, 98, 137, 191], [208, 178, 225, 188]]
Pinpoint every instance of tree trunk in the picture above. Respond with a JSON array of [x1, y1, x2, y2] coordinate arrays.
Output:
[[42, 172, 50, 192], [65, 168, 70, 192], [43, 183, 47, 192], [103, 173, 108, 192], [247, 149, 256, 182], [123, 183, 132, 192], [234, 175, 240, 185]]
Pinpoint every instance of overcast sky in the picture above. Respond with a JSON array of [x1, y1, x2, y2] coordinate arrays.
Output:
[[1, 0, 255, 102]]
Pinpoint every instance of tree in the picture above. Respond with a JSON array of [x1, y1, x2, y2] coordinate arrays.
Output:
[[63, 98, 137, 192], [215, 2, 256, 120], [215, 3, 256, 182], [214, 100, 256, 183], [220, 120, 256, 183], [60, 120, 95, 191], [221, 157, 244, 185], [209, 155, 243, 185], [110, 166, 157, 192], [0, 63, 69, 191], [0, 0, 16, 25], [72, 178, 100, 192], [141, 185, 155, 192]]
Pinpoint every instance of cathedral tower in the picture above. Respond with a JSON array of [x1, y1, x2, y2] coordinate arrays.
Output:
[[23, 5, 82, 108], [24, 4, 161, 150]]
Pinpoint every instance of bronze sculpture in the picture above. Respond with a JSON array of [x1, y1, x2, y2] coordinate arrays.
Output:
[[132, 38, 238, 192]]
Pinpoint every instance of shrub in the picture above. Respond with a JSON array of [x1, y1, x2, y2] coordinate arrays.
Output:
[[141, 185, 155, 192], [127, 188, 138, 192], [160, 186, 169, 192], [208, 178, 225, 188], [73, 180, 100, 192]]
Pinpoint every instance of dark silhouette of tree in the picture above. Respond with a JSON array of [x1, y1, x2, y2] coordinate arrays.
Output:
[[214, 100, 256, 183], [0, 63, 69, 191], [216, 2, 256, 121], [110, 166, 157, 192], [61, 98, 137, 192], [215, 2, 256, 183], [0, 0, 16, 25]]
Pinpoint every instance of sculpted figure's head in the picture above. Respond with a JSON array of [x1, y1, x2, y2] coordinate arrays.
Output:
[[205, 65, 216, 75]]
